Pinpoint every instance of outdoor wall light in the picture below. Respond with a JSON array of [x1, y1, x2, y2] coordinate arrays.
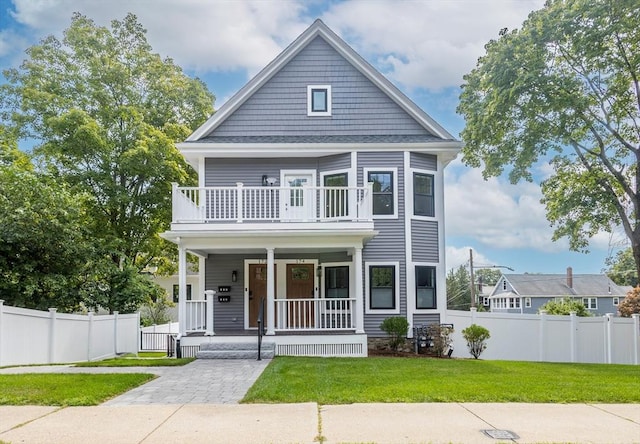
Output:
[[231, 270, 237, 282], [262, 175, 278, 186]]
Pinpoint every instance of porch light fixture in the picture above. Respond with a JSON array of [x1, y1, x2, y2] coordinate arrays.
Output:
[[262, 175, 278, 186], [231, 270, 237, 282]]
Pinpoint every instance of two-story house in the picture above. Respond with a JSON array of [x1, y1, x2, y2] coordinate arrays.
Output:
[[161, 19, 461, 357], [489, 268, 629, 316]]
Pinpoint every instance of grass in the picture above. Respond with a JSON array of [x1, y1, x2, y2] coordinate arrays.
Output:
[[0, 373, 154, 406], [242, 357, 640, 404], [75, 353, 194, 367]]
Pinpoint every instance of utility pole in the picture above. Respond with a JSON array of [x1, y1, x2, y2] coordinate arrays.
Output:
[[469, 249, 476, 309]]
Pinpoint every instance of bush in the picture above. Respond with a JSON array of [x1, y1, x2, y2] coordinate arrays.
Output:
[[538, 297, 591, 316], [619, 287, 640, 317], [462, 324, 491, 359], [426, 324, 454, 357], [379, 317, 409, 351]]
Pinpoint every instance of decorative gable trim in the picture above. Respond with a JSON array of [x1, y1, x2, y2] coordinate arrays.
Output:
[[188, 19, 456, 142]]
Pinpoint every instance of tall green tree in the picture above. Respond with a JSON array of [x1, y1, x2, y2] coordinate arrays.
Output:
[[457, 1, 640, 280], [1, 13, 214, 270], [604, 248, 638, 287], [0, 166, 95, 311], [447, 265, 471, 310]]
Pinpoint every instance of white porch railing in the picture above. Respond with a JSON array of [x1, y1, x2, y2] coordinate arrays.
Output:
[[185, 300, 207, 332], [172, 183, 373, 223], [274, 298, 356, 331]]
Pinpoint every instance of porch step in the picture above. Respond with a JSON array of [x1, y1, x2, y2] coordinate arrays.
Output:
[[196, 341, 275, 360]]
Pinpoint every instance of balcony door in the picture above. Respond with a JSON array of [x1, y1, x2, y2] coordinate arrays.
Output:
[[281, 170, 316, 221]]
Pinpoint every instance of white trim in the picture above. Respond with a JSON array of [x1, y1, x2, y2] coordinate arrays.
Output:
[[403, 152, 415, 335], [307, 85, 332, 116], [363, 167, 398, 219], [613, 296, 620, 306], [435, 160, 447, 315], [413, 262, 440, 312], [280, 169, 317, 221], [365, 261, 400, 314], [525, 297, 532, 308]]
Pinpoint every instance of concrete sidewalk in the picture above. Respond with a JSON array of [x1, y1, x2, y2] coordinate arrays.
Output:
[[1, 402, 638, 444]]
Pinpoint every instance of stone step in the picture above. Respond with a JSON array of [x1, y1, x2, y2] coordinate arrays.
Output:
[[199, 341, 275, 352], [196, 349, 275, 360]]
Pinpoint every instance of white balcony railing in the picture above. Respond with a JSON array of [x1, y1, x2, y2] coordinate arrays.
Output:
[[274, 298, 356, 331], [172, 183, 373, 224]]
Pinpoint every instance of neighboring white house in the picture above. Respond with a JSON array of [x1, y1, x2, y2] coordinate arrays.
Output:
[[490, 267, 629, 316], [161, 19, 461, 357], [152, 268, 201, 322]]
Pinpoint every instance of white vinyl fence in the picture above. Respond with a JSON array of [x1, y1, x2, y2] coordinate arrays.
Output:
[[0, 300, 139, 366], [444, 309, 640, 365]]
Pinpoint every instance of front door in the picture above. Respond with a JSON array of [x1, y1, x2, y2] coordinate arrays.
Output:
[[248, 264, 276, 328], [282, 172, 315, 220], [286, 263, 315, 328]]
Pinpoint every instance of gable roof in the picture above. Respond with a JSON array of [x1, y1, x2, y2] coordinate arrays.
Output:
[[186, 19, 457, 143], [498, 274, 630, 297]]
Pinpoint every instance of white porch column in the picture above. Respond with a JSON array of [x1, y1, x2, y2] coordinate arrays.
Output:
[[204, 290, 215, 336], [354, 246, 365, 334], [178, 242, 187, 337], [266, 248, 276, 335]]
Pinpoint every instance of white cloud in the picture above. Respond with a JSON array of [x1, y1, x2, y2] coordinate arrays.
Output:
[[445, 246, 493, 272], [6, 0, 545, 89], [445, 164, 569, 252]]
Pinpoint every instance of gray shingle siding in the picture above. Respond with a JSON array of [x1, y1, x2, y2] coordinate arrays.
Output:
[[212, 37, 433, 138], [411, 220, 439, 262], [410, 152, 437, 171]]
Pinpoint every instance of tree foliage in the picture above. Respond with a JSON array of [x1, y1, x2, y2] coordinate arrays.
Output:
[[0, 166, 95, 311], [446, 265, 471, 310], [0, 13, 214, 270], [538, 297, 591, 316], [604, 248, 638, 287], [457, 0, 640, 280], [618, 287, 640, 317]]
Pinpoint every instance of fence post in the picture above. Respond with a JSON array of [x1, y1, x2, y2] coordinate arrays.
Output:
[[605, 313, 613, 364], [87, 311, 94, 362], [0, 300, 4, 366], [539, 310, 547, 362], [632, 314, 639, 365], [569, 311, 577, 363], [113, 311, 119, 355], [470, 307, 477, 324], [48, 308, 57, 364]]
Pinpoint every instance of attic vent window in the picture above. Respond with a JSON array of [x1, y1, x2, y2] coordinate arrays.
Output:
[[307, 85, 331, 116]]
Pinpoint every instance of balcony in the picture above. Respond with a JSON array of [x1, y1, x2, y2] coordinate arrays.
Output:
[[171, 183, 373, 226]]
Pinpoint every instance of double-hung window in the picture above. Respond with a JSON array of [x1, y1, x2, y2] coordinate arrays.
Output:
[[366, 264, 399, 313], [582, 297, 597, 309], [415, 265, 436, 309], [413, 173, 434, 217], [368, 170, 394, 216]]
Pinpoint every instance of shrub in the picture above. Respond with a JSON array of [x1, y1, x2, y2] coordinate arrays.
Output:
[[538, 297, 591, 316], [426, 324, 454, 357], [619, 287, 640, 317], [462, 324, 491, 359], [379, 317, 409, 351]]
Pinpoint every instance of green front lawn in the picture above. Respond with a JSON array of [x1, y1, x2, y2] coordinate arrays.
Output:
[[242, 357, 640, 404], [75, 353, 194, 367], [0, 373, 154, 406]]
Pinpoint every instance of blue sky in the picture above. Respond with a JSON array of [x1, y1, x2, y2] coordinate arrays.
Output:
[[0, 0, 624, 275]]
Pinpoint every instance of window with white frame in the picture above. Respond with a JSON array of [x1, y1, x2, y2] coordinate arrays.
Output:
[[415, 265, 436, 309], [413, 172, 435, 217], [502, 280, 507, 290], [483, 297, 490, 306], [525, 297, 532, 308], [172, 284, 192, 303], [366, 263, 399, 313], [307, 85, 331, 116], [613, 297, 620, 306], [366, 169, 397, 217], [582, 297, 597, 309]]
